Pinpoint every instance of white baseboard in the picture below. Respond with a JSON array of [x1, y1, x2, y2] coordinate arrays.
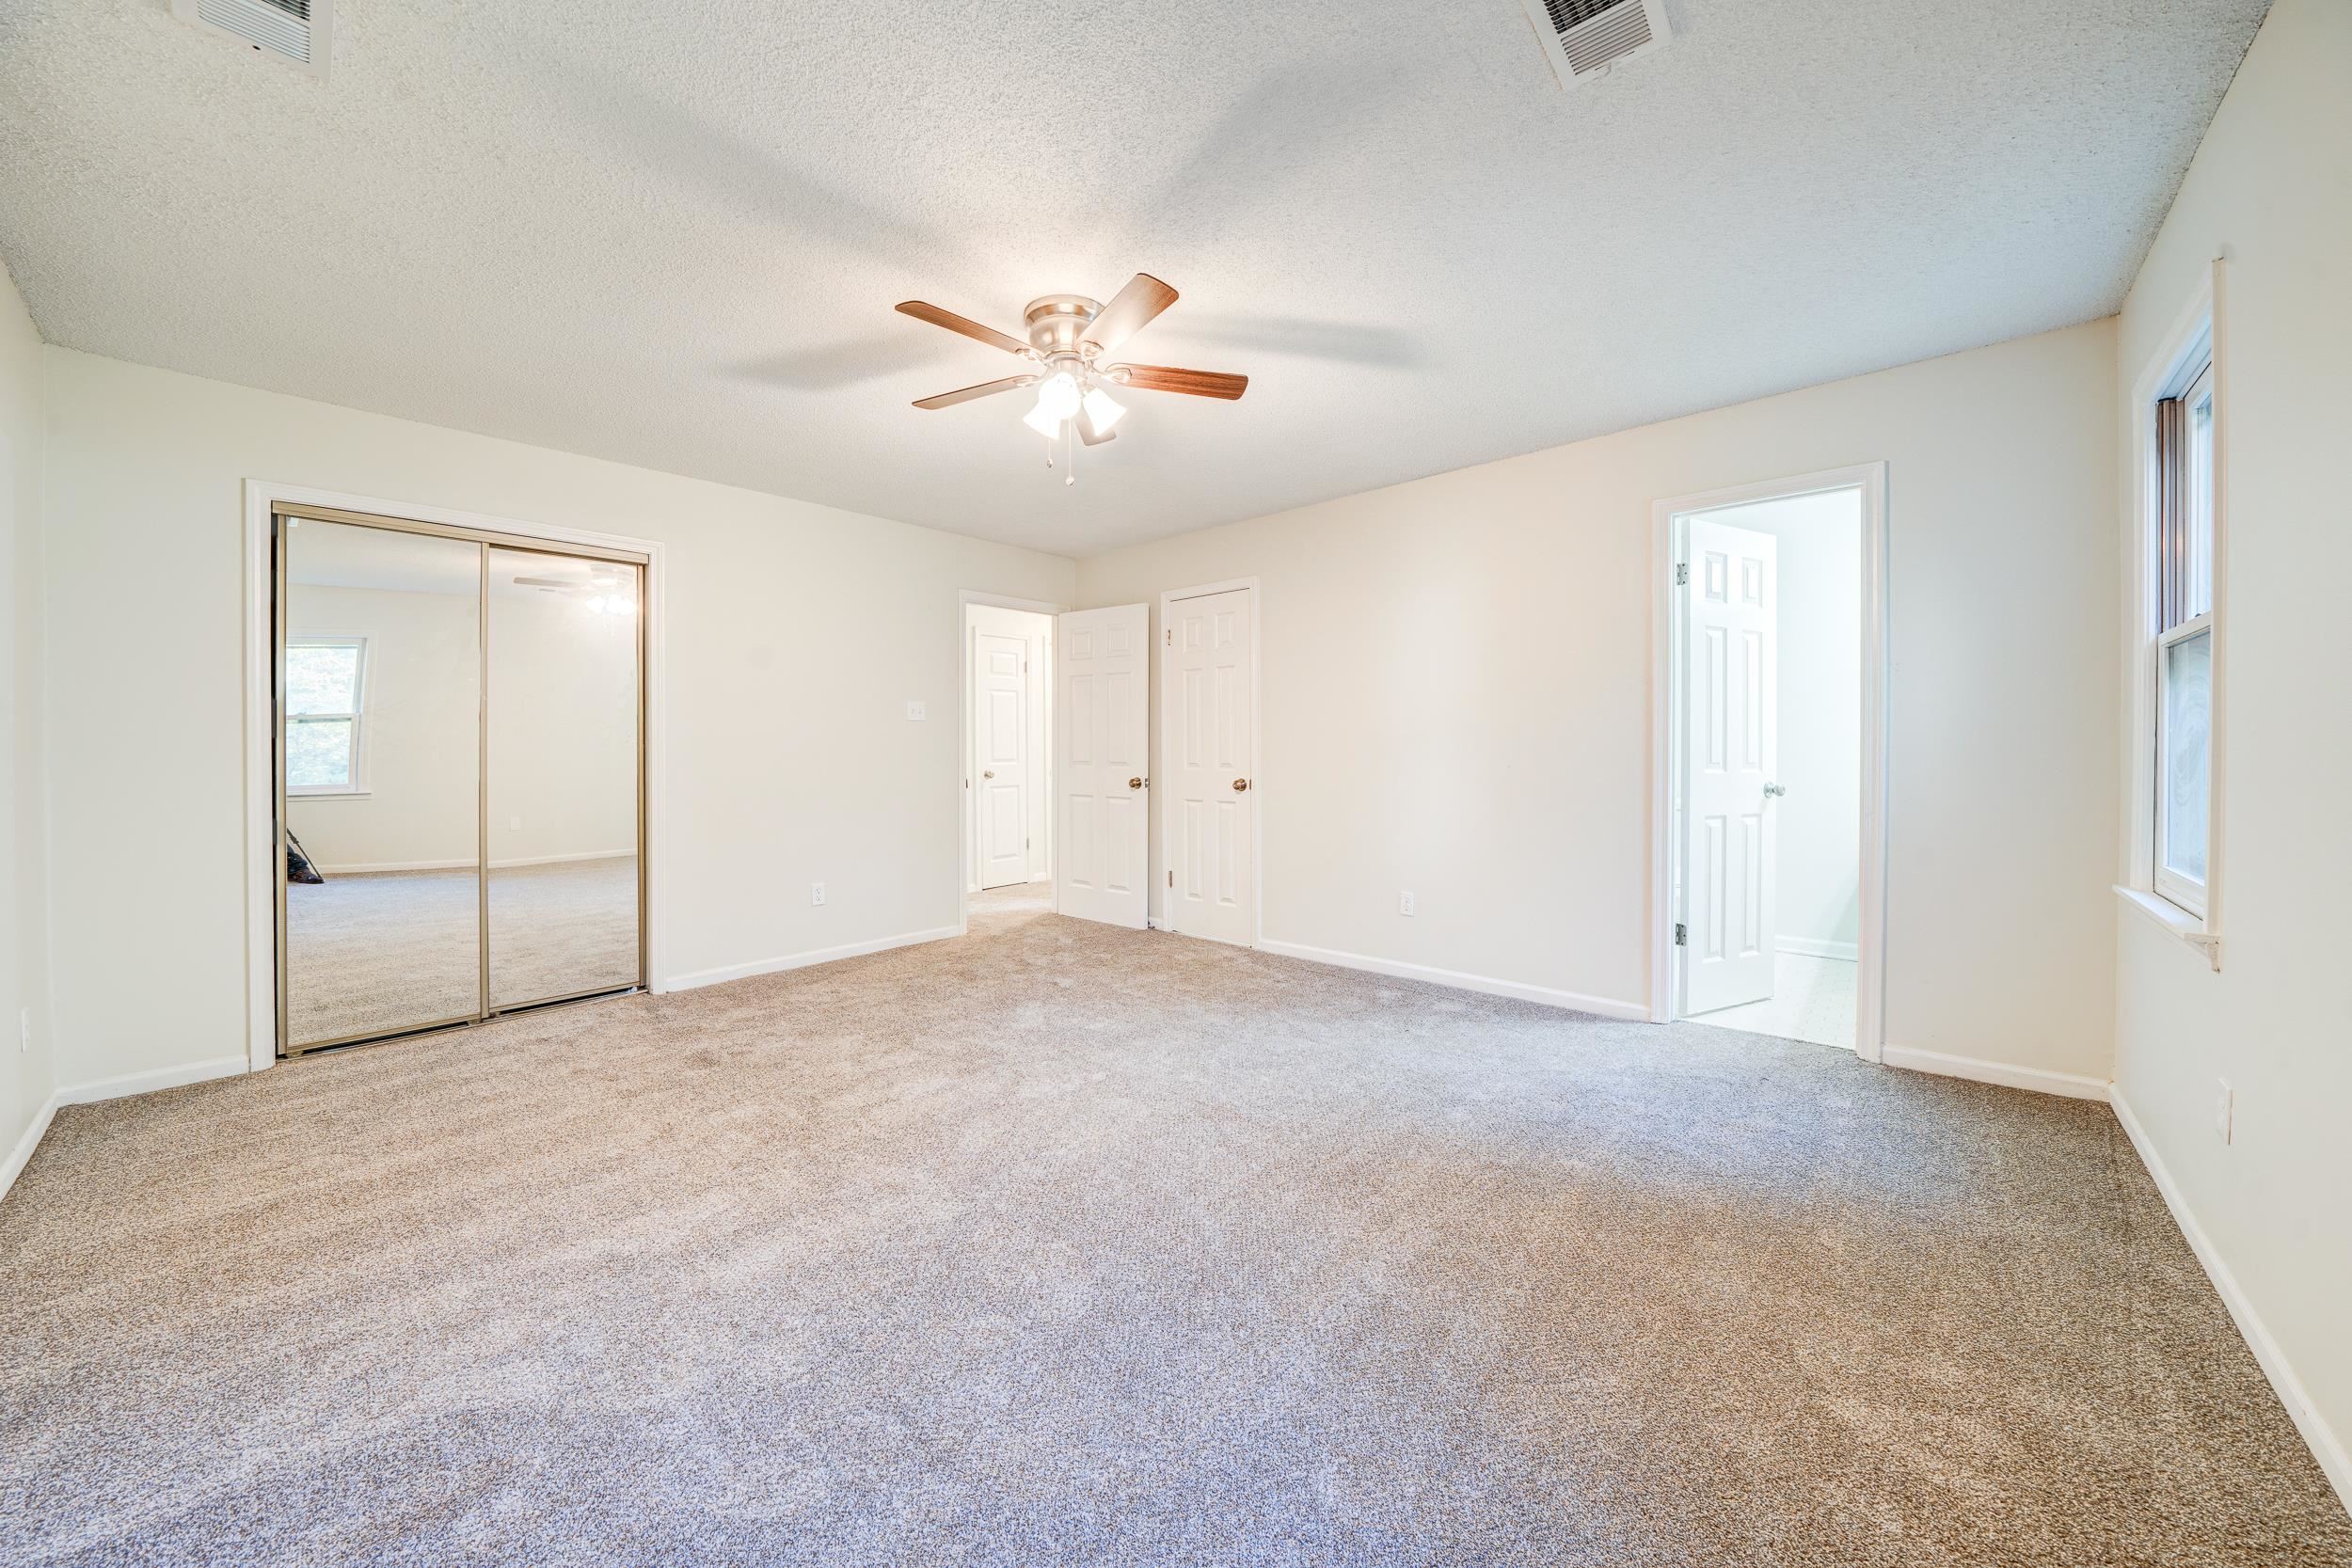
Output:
[[1257, 939, 1649, 1022], [1882, 1044, 2110, 1101], [317, 849, 634, 876], [56, 1054, 251, 1107], [660, 927, 961, 993], [1, 1092, 62, 1205], [2109, 1088, 2352, 1513], [1778, 936, 1859, 962]]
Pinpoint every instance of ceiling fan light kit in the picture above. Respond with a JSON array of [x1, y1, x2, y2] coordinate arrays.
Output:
[[897, 274, 1248, 484]]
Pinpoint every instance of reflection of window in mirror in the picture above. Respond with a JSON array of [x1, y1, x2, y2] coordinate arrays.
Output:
[[286, 636, 369, 794]]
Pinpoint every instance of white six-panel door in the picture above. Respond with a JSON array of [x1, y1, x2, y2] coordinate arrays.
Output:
[[1682, 519, 1778, 1015], [1056, 605, 1150, 927], [973, 628, 1030, 891], [1163, 587, 1256, 946]]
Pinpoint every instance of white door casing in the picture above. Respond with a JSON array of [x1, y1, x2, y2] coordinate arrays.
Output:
[[974, 628, 1029, 890], [1682, 519, 1778, 1014], [1057, 605, 1150, 927], [1163, 587, 1256, 945]]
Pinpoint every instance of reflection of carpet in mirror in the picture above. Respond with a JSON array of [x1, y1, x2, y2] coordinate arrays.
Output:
[[284, 855, 639, 1045]]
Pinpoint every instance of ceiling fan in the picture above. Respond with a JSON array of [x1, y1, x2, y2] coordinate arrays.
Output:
[[897, 274, 1248, 481]]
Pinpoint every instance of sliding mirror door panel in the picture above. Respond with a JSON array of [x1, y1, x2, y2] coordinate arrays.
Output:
[[485, 548, 644, 1009], [280, 517, 485, 1050]]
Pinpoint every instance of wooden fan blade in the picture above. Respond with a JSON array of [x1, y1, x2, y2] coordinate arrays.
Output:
[[1079, 274, 1179, 356], [913, 374, 1038, 409], [1111, 363, 1248, 401], [896, 301, 1030, 356]]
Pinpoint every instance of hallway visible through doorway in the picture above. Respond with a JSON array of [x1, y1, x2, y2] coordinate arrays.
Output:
[[1666, 482, 1870, 1053]]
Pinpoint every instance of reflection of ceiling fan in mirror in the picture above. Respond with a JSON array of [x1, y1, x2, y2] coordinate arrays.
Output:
[[511, 563, 635, 615], [896, 273, 1248, 483]]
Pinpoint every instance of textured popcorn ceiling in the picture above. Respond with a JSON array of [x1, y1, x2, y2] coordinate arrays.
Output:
[[0, 0, 2266, 555]]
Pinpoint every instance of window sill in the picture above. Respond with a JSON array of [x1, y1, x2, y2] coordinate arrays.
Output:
[[289, 789, 371, 800], [2113, 884, 2221, 970]]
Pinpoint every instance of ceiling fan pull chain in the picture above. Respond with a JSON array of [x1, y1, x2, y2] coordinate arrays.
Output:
[[1066, 415, 1076, 485]]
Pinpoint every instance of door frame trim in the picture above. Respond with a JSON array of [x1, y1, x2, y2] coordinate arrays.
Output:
[[1647, 464, 1888, 1063], [957, 591, 1065, 936], [242, 480, 667, 1072], [1155, 578, 1264, 948]]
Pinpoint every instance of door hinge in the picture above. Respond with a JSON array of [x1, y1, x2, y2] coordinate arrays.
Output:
[[1674, 922, 1688, 946], [1675, 562, 1690, 586], [1168, 870, 1173, 888], [1165, 627, 1172, 646]]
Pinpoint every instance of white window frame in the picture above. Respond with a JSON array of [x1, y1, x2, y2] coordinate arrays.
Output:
[[2118, 261, 2227, 967], [284, 633, 371, 797]]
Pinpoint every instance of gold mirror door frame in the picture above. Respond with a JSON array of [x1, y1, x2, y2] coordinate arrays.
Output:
[[274, 504, 649, 1057]]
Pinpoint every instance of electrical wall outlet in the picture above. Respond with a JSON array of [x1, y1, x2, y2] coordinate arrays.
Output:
[[810, 882, 827, 907], [2214, 1079, 2233, 1145], [906, 700, 927, 721], [1399, 891, 1416, 916], [508, 814, 522, 832]]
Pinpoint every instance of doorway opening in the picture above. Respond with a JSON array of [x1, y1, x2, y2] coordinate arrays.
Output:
[[1652, 466, 1887, 1059], [961, 594, 1057, 930]]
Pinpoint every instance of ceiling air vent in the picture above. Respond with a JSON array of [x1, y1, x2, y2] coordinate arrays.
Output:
[[1517, 0, 1672, 87], [171, 0, 332, 77]]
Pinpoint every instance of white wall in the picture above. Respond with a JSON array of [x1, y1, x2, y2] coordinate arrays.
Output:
[[38, 348, 1074, 1090], [1701, 490, 1863, 957], [1079, 319, 2120, 1082], [2108, 0, 2352, 1504], [286, 584, 481, 872], [0, 261, 55, 1189], [966, 601, 1050, 888]]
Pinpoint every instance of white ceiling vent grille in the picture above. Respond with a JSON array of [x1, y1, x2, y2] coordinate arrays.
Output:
[[1517, 0, 1672, 87], [171, 0, 332, 77]]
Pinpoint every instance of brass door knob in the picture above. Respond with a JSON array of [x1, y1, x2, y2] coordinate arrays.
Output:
[[1232, 778, 1249, 792], [1129, 777, 1144, 789], [983, 770, 994, 779]]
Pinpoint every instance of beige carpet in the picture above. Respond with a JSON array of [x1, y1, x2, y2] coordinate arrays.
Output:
[[285, 856, 640, 1045], [5, 886, 2346, 1565]]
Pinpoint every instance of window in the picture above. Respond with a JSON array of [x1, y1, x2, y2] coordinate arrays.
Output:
[[2152, 349, 2215, 916], [285, 637, 368, 794]]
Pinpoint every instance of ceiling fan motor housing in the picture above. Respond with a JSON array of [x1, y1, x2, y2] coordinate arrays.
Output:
[[1023, 294, 1104, 356]]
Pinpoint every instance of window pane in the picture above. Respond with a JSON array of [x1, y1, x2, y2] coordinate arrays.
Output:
[[286, 644, 360, 715], [2162, 627, 2211, 882], [287, 718, 354, 789], [2185, 378, 2215, 621]]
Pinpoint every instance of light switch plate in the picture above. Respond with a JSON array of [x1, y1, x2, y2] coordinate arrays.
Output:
[[906, 701, 927, 721]]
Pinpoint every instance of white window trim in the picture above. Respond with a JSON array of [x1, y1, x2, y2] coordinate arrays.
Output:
[[2120, 260, 2228, 970], [285, 633, 372, 797]]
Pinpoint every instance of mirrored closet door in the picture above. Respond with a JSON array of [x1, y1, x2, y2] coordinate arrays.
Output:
[[486, 546, 644, 1010], [276, 506, 646, 1056]]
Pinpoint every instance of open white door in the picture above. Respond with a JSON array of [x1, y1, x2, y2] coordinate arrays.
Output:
[[973, 628, 1030, 890], [1057, 605, 1150, 927], [1163, 586, 1256, 945], [1681, 518, 1778, 1015]]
